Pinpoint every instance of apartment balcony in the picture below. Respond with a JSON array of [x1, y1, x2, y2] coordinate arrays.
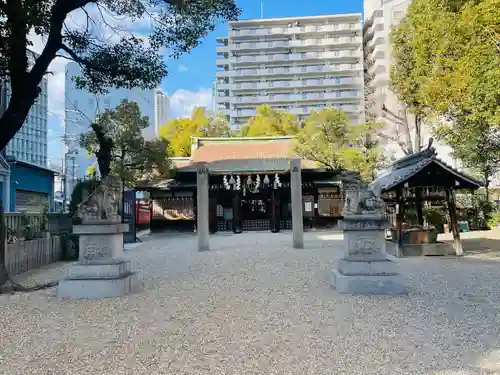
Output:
[[363, 22, 384, 44], [229, 23, 362, 39], [230, 76, 363, 91], [228, 36, 362, 52], [216, 58, 230, 67], [215, 70, 231, 77], [363, 10, 383, 32], [216, 45, 230, 53], [229, 90, 361, 105], [233, 63, 362, 78], [366, 34, 385, 49], [228, 104, 362, 118], [368, 60, 387, 77], [368, 44, 386, 61], [231, 50, 361, 65]]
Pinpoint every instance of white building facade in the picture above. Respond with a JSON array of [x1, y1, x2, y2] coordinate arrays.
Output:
[[1, 52, 48, 167], [154, 89, 169, 137], [64, 62, 156, 194], [363, 0, 455, 165], [215, 14, 365, 129]]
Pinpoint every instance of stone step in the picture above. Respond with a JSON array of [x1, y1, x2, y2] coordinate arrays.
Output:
[[58, 272, 139, 299], [68, 260, 132, 280]]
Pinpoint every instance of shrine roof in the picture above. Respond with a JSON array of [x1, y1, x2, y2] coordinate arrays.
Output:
[[187, 136, 317, 171], [177, 158, 313, 174], [370, 146, 483, 192]]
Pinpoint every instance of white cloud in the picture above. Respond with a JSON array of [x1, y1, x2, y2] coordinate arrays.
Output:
[[178, 64, 189, 73], [28, 33, 67, 123], [168, 88, 212, 118]]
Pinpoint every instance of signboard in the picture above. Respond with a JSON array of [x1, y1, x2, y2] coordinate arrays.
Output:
[[123, 190, 137, 244], [302, 195, 315, 217]]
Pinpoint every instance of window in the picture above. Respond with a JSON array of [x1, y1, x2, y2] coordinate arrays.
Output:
[[393, 10, 404, 19]]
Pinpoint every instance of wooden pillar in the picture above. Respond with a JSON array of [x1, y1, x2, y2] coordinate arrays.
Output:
[[209, 196, 217, 234], [446, 187, 463, 256], [232, 190, 242, 234], [395, 186, 404, 258], [415, 187, 424, 226], [270, 189, 281, 233]]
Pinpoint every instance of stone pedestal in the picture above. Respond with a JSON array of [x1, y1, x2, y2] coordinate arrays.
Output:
[[58, 222, 139, 299], [290, 159, 304, 249], [197, 164, 210, 251], [332, 214, 405, 295]]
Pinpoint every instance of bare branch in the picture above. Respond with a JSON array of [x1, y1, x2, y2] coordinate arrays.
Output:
[[382, 104, 406, 123]]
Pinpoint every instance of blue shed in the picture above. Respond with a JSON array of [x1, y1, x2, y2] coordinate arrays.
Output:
[[7, 158, 56, 212]]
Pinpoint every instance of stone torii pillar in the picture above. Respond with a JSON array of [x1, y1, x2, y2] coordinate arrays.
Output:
[[197, 163, 210, 251], [290, 159, 304, 248]]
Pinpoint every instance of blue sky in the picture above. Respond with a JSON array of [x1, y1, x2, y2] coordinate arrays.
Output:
[[46, 0, 363, 166]]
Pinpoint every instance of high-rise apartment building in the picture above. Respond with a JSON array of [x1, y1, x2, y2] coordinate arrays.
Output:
[[363, 0, 455, 165], [215, 14, 365, 129], [64, 62, 155, 193], [154, 89, 169, 137], [1, 51, 48, 167]]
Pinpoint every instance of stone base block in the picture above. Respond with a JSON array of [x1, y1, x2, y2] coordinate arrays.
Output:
[[331, 268, 406, 295], [337, 259, 399, 276], [58, 272, 139, 299], [68, 260, 131, 279]]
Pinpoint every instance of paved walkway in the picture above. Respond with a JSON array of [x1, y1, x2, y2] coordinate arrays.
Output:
[[1, 231, 500, 375]]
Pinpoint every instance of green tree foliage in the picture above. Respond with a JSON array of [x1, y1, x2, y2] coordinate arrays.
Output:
[[0, 0, 240, 151], [160, 107, 231, 156], [244, 105, 300, 136], [391, 0, 500, 158], [80, 99, 171, 187], [294, 107, 387, 181], [434, 116, 500, 198]]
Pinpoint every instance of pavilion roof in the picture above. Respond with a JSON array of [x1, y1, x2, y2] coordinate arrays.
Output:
[[370, 146, 483, 192]]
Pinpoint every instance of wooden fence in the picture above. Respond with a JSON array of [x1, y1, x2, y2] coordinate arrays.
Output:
[[5, 213, 72, 235], [5, 236, 65, 276]]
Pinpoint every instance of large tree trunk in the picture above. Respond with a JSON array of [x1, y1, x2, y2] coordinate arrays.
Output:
[[415, 112, 422, 152]]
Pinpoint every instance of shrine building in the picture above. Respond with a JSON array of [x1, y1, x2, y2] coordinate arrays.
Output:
[[138, 136, 345, 233]]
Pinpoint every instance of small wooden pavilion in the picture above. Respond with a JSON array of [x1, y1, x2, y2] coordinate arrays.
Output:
[[370, 142, 483, 256]]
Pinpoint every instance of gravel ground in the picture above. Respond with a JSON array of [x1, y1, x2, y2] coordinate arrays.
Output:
[[1, 231, 500, 375]]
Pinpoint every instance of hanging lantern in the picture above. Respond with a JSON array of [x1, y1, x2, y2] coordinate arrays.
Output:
[[247, 175, 253, 187], [263, 174, 270, 185], [229, 175, 236, 185], [223, 175, 231, 190], [274, 173, 281, 188]]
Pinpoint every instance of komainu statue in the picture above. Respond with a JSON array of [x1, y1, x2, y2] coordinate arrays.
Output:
[[77, 176, 122, 223], [341, 171, 385, 216]]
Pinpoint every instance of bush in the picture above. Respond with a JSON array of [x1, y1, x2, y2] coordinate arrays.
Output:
[[487, 211, 500, 229], [424, 207, 447, 233]]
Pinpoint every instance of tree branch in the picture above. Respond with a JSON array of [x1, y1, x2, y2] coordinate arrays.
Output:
[[28, 0, 95, 87], [382, 104, 406, 123]]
